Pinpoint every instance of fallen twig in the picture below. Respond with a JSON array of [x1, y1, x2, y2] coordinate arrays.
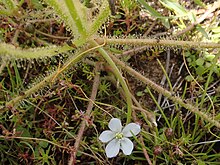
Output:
[[69, 63, 101, 165]]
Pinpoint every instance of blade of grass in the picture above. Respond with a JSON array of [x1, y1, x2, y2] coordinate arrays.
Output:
[[137, 0, 170, 28]]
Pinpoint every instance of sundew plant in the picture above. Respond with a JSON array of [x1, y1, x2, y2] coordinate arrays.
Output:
[[0, 0, 220, 164]]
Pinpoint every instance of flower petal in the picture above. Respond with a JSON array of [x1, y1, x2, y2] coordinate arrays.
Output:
[[99, 130, 116, 143], [122, 123, 141, 137], [120, 137, 134, 155], [108, 118, 122, 132], [105, 139, 120, 158]]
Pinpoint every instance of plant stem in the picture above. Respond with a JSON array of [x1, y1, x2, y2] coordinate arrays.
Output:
[[89, 40, 133, 124]]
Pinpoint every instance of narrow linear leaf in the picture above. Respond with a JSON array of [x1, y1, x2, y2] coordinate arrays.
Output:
[[3, 0, 18, 10], [0, 9, 10, 16], [4, 48, 88, 109], [194, 0, 206, 8], [137, 0, 170, 28], [64, 0, 88, 36], [0, 43, 73, 59], [0, 0, 24, 16], [196, 25, 209, 39], [88, 0, 110, 36], [45, 0, 88, 41], [160, 0, 187, 16]]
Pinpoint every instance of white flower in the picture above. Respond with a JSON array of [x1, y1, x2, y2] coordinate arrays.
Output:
[[99, 118, 141, 158]]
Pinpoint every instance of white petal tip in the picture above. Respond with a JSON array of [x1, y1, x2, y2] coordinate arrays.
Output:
[[153, 122, 157, 127], [99, 130, 115, 143]]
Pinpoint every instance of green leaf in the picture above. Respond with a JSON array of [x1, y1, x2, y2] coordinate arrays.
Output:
[[213, 65, 219, 73], [30, 0, 44, 9], [185, 51, 192, 57], [185, 75, 194, 82], [196, 25, 209, 39], [160, 0, 187, 16], [0, 0, 24, 16], [212, 27, 220, 33], [136, 91, 144, 96], [195, 58, 204, 66], [88, 0, 110, 36], [3, 0, 18, 10], [137, 0, 170, 28], [205, 62, 212, 68], [109, 47, 123, 54], [20, 141, 36, 158], [121, 0, 136, 11], [64, 0, 88, 36], [188, 11, 196, 22], [34, 147, 40, 158], [0, 42, 72, 59], [205, 54, 215, 61], [39, 141, 49, 148], [45, 0, 88, 42], [193, 0, 206, 8], [196, 65, 205, 76], [16, 125, 31, 137]]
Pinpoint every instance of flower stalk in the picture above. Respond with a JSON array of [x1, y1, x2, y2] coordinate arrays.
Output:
[[89, 40, 133, 124]]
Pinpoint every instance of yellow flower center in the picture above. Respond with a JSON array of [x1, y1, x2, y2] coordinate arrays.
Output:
[[115, 132, 123, 139]]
